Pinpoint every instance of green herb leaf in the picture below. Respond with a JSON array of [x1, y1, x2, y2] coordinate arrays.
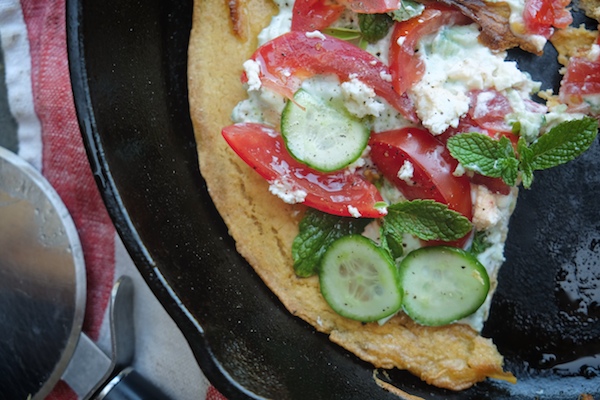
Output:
[[528, 117, 599, 171], [322, 27, 363, 42], [384, 199, 472, 242], [292, 208, 371, 277], [517, 136, 534, 188], [447, 118, 598, 189], [358, 13, 394, 43], [380, 221, 404, 259], [390, 0, 425, 22], [469, 231, 492, 256], [447, 133, 519, 185]]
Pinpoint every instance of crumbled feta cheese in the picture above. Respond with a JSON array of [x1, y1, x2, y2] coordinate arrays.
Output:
[[243, 59, 262, 91], [379, 70, 392, 82], [347, 205, 362, 218], [269, 179, 308, 204], [411, 24, 539, 134], [412, 84, 470, 134], [472, 185, 501, 231], [453, 163, 466, 177], [397, 160, 415, 184], [375, 203, 388, 216], [587, 44, 600, 61], [341, 76, 385, 118], [305, 30, 327, 40]]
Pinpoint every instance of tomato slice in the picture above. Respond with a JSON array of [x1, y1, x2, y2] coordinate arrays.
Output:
[[389, 4, 471, 95], [369, 127, 473, 220], [338, 0, 400, 13], [291, 0, 398, 31], [559, 54, 600, 111], [523, 0, 572, 38], [222, 123, 386, 218], [291, 0, 401, 31], [291, 0, 345, 32], [244, 31, 416, 121], [468, 90, 513, 133]]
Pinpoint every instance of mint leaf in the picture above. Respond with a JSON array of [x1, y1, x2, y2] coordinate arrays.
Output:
[[528, 117, 599, 170], [447, 133, 519, 186], [517, 136, 534, 188], [292, 208, 371, 277], [384, 200, 472, 242], [380, 221, 404, 259], [469, 231, 492, 256], [359, 13, 394, 43]]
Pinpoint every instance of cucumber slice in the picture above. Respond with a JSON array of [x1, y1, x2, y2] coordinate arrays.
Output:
[[398, 246, 490, 326], [319, 235, 402, 322], [281, 89, 369, 172]]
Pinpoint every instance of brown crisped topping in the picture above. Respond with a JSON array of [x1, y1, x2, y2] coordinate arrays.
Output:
[[436, 0, 544, 54], [227, 0, 248, 41]]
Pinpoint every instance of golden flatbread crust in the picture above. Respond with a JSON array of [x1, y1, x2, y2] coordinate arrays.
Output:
[[580, 0, 600, 21], [551, 24, 599, 66], [188, 0, 515, 391]]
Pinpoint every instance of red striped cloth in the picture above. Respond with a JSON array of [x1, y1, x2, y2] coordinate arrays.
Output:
[[15, 0, 227, 398]]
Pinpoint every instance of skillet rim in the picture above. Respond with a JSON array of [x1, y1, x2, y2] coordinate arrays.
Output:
[[66, 0, 600, 398]]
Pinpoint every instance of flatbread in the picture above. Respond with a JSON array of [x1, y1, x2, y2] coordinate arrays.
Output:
[[187, 0, 515, 391]]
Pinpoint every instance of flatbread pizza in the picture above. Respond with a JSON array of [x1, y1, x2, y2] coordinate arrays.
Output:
[[188, 0, 599, 391]]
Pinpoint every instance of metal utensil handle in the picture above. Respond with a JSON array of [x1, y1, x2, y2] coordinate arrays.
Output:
[[97, 366, 171, 400]]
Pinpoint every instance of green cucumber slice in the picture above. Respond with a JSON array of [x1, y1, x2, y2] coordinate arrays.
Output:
[[398, 246, 490, 326], [281, 89, 369, 172], [319, 235, 402, 322]]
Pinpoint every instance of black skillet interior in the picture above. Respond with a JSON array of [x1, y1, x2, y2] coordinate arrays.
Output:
[[67, 0, 600, 398]]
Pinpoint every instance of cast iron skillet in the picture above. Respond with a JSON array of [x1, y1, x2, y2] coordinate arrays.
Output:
[[67, 0, 600, 398]]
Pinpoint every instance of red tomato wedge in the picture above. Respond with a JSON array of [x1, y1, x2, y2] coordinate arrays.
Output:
[[244, 31, 416, 121], [523, 0, 572, 38], [559, 53, 600, 111], [468, 90, 514, 133], [291, 0, 345, 32], [389, 4, 471, 95], [291, 0, 398, 31], [369, 127, 473, 220], [222, 123, 386, 218]]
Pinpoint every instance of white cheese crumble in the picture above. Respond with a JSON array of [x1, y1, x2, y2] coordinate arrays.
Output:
[[305, 30, 327, 40], [341, 75, 385, 118], [397, 160, 415, 184], [411, 24, 539, 134], [243, 59, 262, 91], [586, 43, 600, 61], [347, 205, 362, 218], [453, 163, 466, 177], [269, 179, 308, 204], [472, 185, 502, 231]]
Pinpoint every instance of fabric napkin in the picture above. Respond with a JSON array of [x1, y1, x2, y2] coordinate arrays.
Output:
[[0, 0, 227, 399]]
